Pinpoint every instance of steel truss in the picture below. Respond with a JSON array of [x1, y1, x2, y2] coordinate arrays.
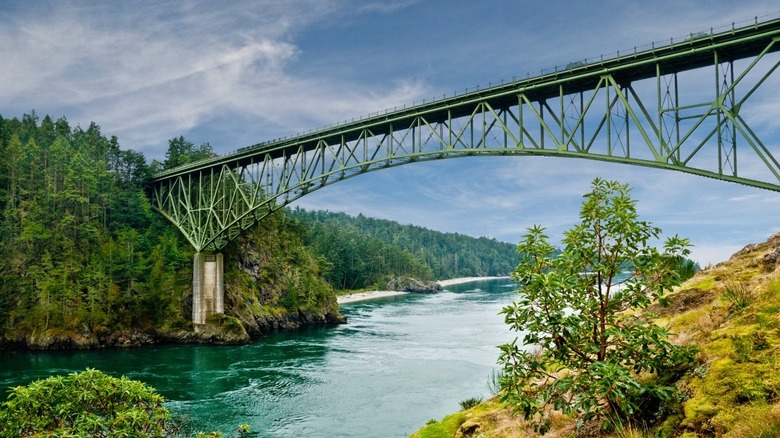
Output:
[[152, 17, 780, 252]]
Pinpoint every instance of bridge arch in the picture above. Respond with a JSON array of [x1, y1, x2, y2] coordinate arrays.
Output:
[[150, 17, 780, 323]]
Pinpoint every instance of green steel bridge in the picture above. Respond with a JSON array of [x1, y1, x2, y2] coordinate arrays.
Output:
[[151, 16, 780, 323]]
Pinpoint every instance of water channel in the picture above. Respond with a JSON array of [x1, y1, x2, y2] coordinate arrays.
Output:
[[0, 278, 519, 437]]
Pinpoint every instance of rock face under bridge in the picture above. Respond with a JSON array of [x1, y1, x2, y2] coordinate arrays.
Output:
[[192, 253, 224, 325]]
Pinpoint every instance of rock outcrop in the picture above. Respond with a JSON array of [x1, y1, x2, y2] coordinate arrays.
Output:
[[386, 276, 443, 294]]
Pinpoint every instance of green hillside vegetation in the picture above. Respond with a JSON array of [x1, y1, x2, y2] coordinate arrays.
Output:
[[0, 112, 519, 349], [289, 208, 520, 290], [0, 113, 341, 349], [0, 369, 173, 437], [411, 232, 780, 437]]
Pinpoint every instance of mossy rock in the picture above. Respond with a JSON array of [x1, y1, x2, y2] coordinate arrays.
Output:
[[199, 313, 250, 344]]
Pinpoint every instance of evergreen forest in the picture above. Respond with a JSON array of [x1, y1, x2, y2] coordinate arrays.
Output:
[[0, 113, 520, 349], [289, 209, 519, 290]]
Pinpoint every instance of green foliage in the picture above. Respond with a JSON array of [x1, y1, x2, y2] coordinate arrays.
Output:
[[459, 396, 484, 410], [0, 369, 173, 437], [205, 313, 247, 337], [721, 281, 752, 312], [674, 256, 700, 283], [0, 114, 193, 339], [498, 179, 697, 430], [0, 113, 339, 347], [288, 209, 432, 289], [224, 209, 339, 321], [289, 208, 519, 289], [160, 135, 216, 170]]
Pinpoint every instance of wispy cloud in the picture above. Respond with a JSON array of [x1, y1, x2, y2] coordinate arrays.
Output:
[[0, 0, 431, 156]]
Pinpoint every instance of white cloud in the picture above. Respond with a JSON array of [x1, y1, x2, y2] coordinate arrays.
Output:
[[0, 1, 433, 157]]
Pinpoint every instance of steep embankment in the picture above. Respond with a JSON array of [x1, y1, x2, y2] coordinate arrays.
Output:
[[412, 233, 780, 437], [1, 209, 344, 349], [220, 212, 345, 341], [659, 232, 780, 435], [153, 211, 346, 346]]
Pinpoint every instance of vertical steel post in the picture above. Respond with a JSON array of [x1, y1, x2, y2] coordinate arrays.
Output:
[[730, 61, 737, 176], [716, 50, 723, 175]]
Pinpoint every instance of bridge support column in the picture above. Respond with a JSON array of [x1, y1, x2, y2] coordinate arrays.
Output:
[[192, 252, 224, 325]]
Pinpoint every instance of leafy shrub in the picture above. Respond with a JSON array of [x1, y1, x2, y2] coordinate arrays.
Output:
[[0, 368, 173, 437], [498, 179, 697, 431]]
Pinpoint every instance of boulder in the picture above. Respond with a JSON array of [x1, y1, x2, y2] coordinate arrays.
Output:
[[386, 276, 442, 294]]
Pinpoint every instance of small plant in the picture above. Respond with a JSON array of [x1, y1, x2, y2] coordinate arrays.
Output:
[[752, 331, 770, 350], [674, 257, 701, 283], [693, 363, 709, 378], [731, 335, 754, 361], [610, 420, 652, 438], [459, 396, 483, 410], [721, 281, 752, 311], [237, 423, 251, 436]]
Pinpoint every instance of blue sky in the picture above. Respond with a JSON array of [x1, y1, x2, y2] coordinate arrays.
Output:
[[2, 0, 780, 265]]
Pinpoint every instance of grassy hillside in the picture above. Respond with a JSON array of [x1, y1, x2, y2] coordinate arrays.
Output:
[[412, 233, 780, 437]]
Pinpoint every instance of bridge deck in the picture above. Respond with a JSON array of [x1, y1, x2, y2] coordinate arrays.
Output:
[[153, 16, 780, 181]]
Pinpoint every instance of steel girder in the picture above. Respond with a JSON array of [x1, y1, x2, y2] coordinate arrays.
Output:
[[151, 17, 780, 252]]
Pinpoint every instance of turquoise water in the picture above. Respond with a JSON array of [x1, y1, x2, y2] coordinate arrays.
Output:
[[0, 278, 519, 437]]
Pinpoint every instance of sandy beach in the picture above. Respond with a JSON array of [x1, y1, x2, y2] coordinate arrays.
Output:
[[336, 276, 510, 304], [436, 276, 508, 287], [336, 290, 409, 304]]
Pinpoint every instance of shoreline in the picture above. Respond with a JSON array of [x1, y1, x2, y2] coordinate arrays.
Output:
[[336, 290, 410, 304], [336, 276, 510, 305], [436, 276, 509, 287]]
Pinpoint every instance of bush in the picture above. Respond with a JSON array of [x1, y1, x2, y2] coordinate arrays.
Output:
[[0, 368, 174, 437], [498, 179, 697, 431]]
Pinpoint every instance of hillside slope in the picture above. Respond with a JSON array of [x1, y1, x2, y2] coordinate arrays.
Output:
[[412, 233, 780, 437], [289, 208, 520, 289]]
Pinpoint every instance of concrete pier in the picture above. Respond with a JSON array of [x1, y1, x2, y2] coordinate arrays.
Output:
[[192, 253, 224, 325]]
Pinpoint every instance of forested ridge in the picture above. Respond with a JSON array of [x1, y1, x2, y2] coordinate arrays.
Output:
[[288, 208, 520, 290], [0, 113, 183, 346], [0, 113, 521, 349], [0, 113, 340, 349]]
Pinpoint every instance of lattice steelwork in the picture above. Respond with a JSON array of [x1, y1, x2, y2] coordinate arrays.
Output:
[[152, 16, 780, 252]]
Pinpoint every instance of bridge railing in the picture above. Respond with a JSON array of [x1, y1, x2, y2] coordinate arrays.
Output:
[[152, 11, 780, 181]]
